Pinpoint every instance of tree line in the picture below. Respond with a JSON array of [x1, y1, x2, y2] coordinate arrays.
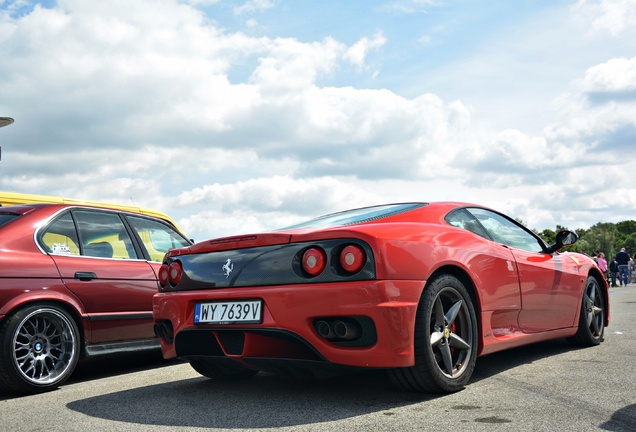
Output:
[[535, 220, 636, 258]]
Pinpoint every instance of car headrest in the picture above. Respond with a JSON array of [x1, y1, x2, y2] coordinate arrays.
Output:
[[84, 241, 114, 258]]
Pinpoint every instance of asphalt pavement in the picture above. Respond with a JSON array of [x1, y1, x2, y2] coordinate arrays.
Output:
[[1, 285, 635, 431]]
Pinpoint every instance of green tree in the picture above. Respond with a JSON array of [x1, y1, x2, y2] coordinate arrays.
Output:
[[519, 218, 636, 256], [623, 233, 636, 254], [538, 228, 556, 244], [583, 222, 617, 256], [616, 220, 636, 236]]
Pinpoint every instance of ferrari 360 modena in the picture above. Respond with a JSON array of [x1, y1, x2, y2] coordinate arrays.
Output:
[[152, 202, 608, 393]]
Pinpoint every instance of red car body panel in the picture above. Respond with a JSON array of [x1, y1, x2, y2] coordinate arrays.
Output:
[[0, 203, 190, 351], [155, 279, 424, 367], [51, 255, 159, 342], [152, 202, 609, 374]]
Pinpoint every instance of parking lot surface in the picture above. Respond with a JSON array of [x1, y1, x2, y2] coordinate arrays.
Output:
[[1, 286, 635, 431]]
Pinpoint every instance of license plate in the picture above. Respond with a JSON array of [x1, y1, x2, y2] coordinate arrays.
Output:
[[194, 300, 262, 324]]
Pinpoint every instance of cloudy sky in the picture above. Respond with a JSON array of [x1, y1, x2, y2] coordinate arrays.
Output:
[[1, 0, 635, 241]]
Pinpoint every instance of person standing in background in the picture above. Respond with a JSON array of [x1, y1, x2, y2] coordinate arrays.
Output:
[[616, 247, 631, 287], [597, 252, 608, 283], [609, 256, 619, 287]]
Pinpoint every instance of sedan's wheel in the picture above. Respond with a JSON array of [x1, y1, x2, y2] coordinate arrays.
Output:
[[189, 357, 258, 380], [567, 276, 605, 346], [0, 304, 80, 394], [389, 274, 477, 393]]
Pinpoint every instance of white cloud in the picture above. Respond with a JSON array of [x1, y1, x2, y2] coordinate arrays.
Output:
[[572, 0, 636, 36], [381, 0, 441, 14], [577, 56, 636, 93], [1, 0, 636, 241], [233, 0, 277, 15], [343, 32, 386, 68]]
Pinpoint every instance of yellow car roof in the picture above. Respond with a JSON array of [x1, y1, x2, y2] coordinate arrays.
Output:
[[0, 191, 186, 236]]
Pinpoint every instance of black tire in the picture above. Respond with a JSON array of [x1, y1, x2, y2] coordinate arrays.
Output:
[[567, 276, 605, 346], [389, 274, 478, 393], [0, 304, 80, 394], [189, 357, 258, 380]]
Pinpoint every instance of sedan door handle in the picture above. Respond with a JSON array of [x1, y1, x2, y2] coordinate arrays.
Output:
[[75, 272, 97, 281]]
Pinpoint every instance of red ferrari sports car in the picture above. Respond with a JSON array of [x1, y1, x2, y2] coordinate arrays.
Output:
[[152, 202, 608, 393], [0, 203, 191, 394]]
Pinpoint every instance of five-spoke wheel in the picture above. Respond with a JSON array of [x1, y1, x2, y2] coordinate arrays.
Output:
[[567, 275, 605, 346], [389, 274, 477, 393]]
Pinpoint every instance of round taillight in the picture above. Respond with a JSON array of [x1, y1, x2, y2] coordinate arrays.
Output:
[[158, 263, 170, 287], [168, 261, 183, 286], [302, 247, 326, 276], [340, 245, 365, 273]]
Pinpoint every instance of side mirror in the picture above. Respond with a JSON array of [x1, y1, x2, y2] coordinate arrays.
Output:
[[546, 230, 578, 254]]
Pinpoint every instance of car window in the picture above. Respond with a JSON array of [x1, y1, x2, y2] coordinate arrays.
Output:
[[0, 212, 21, 227], [39, 212, 81, 256], [126, 215, 191, 262], [466, 208, 544, 253], [445, 208, 491, 240], [73, 210, 138, 259], [279, 203, 428, 230]]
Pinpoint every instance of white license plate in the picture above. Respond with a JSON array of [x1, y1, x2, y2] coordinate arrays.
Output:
[[194, 300, 262, 324]]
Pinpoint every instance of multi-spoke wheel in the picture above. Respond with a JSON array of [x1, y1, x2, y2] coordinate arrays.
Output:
[[389, 274, 477, 393], [567, 276, 605, 346], [0, 304, 80, 394]]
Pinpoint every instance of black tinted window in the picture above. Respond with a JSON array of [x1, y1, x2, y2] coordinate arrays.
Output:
[[0, 213, 20, 227]]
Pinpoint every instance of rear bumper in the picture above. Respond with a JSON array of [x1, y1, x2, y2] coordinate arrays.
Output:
[[152, 279, 425, 369]]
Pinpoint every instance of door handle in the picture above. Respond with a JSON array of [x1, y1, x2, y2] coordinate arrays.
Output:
[[75, 272, 97, 281]]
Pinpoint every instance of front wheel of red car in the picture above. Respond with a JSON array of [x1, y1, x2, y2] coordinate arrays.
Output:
[[389, 274, 478, 393], [0, 304, 80, 394], [567, 275, 605, 346]]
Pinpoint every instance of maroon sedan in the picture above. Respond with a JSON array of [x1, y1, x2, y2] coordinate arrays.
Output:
[[0, 203, 191, 394]]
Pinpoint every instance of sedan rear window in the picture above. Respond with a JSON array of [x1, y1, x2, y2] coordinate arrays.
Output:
[[0, 212, 20, 227]]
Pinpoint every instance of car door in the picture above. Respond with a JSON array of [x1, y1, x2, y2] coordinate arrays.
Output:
[[40, 209, 159, 344], [508, 248, 582, 332], [466, 208, 582, 333]]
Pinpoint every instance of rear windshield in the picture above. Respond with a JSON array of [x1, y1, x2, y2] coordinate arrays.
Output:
[[0, 213, 21, 227], [279, 203, 427, 230]]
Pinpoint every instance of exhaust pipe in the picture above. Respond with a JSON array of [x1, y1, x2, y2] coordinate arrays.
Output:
[[333, 320, 360, 340], [155, 320, 174, 343], [315, 320, 335, 339]]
